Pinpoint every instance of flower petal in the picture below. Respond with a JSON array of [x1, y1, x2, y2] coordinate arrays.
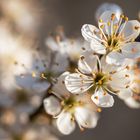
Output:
[[125, 97, 140, 109], [90, 40, 106, 54], [120, 20, 140, 42], [52, 72, 70, 97], [81, 24, 101, 43], [78, 51, 98, 74], [65, 73, 93, 94], [118, 88, 132, 100], [91, 88, 114, 107], [98, 10, 120, 36], [106, 51, 125, 65], [43, 96, 61, 116], [121, 42, 140, 59], [56, 112, 75, 135], [74, 107, 98, 128]]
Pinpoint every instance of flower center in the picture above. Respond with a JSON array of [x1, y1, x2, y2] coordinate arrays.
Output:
[[94, 72, 108, 86], [62, 96, 84, 112], [107, 36, 121, 52]]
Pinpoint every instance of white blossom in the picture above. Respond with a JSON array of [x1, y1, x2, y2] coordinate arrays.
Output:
[[44, 72, 99, 135], [81, 11, 140, 65], [65, 51, 134, 107]]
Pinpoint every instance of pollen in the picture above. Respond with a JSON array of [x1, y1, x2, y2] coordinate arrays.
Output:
[[134, 26, 140, 30], [94, 96, 98, 100], [80, 56, 85, 60], [99, 19, 103, 23], [97, 108, 102, 113], [124, 16, 128, 21], [32, 72, 36, 77], [111, 13, 115, 20]]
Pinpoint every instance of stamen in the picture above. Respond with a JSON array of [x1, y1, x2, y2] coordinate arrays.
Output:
[[97, 108, 102, 113], [111, 13, 115, 21], [99, 24, 108, 41], [118, 16, 128, 36], [32, 72, 36, 77], [134, 26, 140, 30], [99, 19, 103, 23], [94, 96, 98, 100], [41, 73, 47, 80]]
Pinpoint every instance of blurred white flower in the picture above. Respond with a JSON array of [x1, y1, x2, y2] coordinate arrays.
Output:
[[81, 11, 140, 65], [0, 128, 12, 140], [45, 27, 87, 62], [0, 0, 42, 34], [0, 21, 32, 91], [44, 72, 99, 135], [123, 64, 140, 108], [22, 126, 59, 140], [65, 51, 133, 107], [95, 3, 123, 21]]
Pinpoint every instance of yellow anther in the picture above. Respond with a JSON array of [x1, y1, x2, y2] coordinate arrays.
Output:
[[125, 74, 129, 77], [94, 96, 98, 100], [80, 55, 85, 60], [125, 65, 130, 70], [124, 16, 128, 21], [120, 14, 124, 18], [100, 25, 105, 29], [134, 26, 140, 30], [103, 92, 107, 96], [32, 72, 36, 77], [98, 80, 102, 85], [126, 85, 129, 88], [97, 108, 102, 113], [109, 76, 112, 81], [107, 22, 111, 26], [99, 19, 103, 23], [111, 13, 115, 20], [41, 73, 47, 80], [113, 25, 118, 29]]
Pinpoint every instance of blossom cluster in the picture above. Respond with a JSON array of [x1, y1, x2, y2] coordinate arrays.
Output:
[[43, 10, 140, 135]]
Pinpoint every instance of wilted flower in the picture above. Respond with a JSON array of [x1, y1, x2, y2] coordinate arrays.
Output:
[[65, 51, 133, 107], [81, 11, 140, 65], [44, 72, 99, 135]]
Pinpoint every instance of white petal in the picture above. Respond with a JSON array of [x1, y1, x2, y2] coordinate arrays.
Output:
[[91, 88, 114, 107], [90, 40, 106, 54], [56, 112, 75, 135], [81, 24, 101, 43], [118, 89, 132, 100], [106, 51, 125, 65], [43, 96, 61, 116], [51, 53, 69, 74], [45, 37, 59, 51], [78, 51, 98, 74], [125, 97, 140, 109], [52, 72, 70, 97], [32, 81, 50, 93], [120, 20, 140, 41], [121, 42, 140, 59], [99, 11, 120, 36], [65, 73, 93, 94], [108, 67, 132, 91], [99, 10, 120, 24], [74, 107, 98, 128]]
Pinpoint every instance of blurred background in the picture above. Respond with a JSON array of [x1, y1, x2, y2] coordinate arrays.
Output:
[[0, 0, 140, 140]]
